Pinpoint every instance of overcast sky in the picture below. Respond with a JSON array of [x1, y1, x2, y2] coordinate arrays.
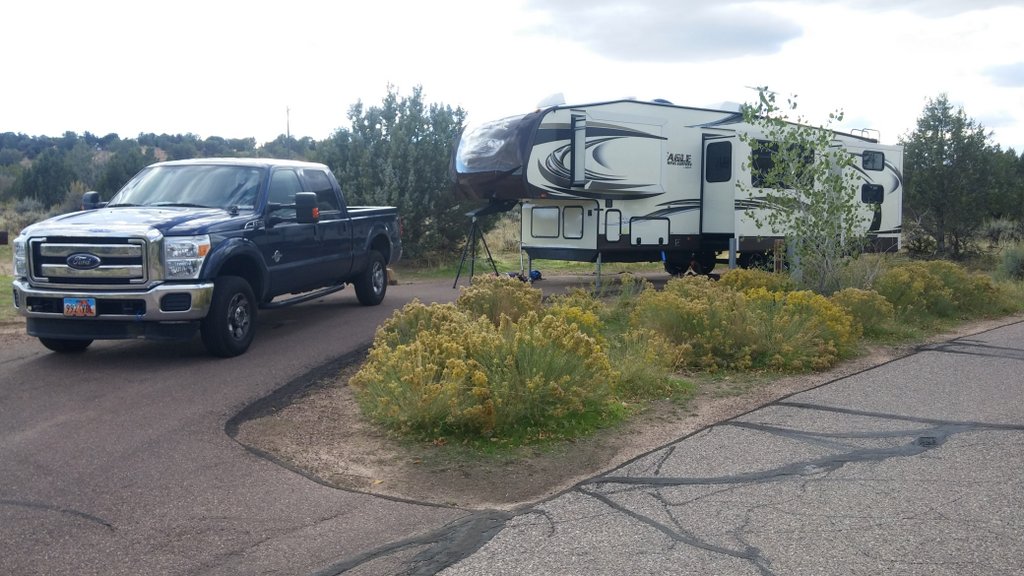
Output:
[[3, 0, 1023, 150]]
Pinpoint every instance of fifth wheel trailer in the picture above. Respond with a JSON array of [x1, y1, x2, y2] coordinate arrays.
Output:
[[452, 99, 903, 273]]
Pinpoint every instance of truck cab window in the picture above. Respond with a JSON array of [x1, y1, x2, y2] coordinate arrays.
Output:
[[302, 169, 341, 212], [267, 169, 303, 219]]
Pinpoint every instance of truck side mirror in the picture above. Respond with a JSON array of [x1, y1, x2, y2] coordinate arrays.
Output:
[[81, 191, 104, 210], [294, 192, 320, 224]]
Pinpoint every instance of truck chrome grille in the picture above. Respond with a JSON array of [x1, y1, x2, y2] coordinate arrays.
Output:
[[30, 237, 148, 286]]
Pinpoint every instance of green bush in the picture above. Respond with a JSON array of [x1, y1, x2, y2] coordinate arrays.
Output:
[[998, 243, 1024, 281], [838, 253, 895, 290], [610, 328, 692, 402]]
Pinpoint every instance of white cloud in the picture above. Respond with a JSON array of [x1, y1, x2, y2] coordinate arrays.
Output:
[[1, 0, 1023, 151], [526, 1, 802, 61]]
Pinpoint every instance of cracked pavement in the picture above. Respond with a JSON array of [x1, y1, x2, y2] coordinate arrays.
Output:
[[336, 320, 1024, 576]]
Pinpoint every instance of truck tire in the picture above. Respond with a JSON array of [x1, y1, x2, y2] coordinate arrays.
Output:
[[39, 337, 93, 353], [354, 250, 387, 306], [201, 276, 257, 358]]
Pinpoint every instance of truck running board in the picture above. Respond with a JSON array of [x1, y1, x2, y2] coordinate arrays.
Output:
[[260, 283, 347, 309]]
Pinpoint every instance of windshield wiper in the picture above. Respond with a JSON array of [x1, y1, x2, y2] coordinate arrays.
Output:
[[106, 203, 138, 207], [150, 202, 212, 208]]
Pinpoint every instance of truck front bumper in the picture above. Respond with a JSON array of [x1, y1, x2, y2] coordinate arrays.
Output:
[[12, 279, 215, 340]]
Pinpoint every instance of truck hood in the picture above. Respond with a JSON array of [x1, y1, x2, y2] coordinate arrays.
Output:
[[21, 207, 240, 238]]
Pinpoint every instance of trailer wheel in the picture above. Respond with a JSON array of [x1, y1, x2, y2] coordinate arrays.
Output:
[[739, 251, 771, 270], [201, 275, 257, 358], [354, 250, 387, 306], [664, 261, 686, 275], [697, 252, 718, 275], [39, 337, 93, 353]]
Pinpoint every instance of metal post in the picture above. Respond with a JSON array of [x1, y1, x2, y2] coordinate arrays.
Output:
[[729, 237, 737, 269]]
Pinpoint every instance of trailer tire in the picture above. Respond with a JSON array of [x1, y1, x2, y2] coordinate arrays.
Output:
[[697, 251, 718, 275], [201, 275, 257, 358], [664, 261, 686, 275], [39, 337, 93, 353], [354, 250, 387, 306], [739, 251, 771, 270]]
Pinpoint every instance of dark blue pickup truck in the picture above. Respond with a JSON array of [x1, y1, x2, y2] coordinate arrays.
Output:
[[10, 158, 401, 357]]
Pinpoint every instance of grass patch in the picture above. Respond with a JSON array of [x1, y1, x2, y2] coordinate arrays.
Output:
[[0, 244, 17, 323], [0, 274, 14, 322], [394, 249, 664, 283]]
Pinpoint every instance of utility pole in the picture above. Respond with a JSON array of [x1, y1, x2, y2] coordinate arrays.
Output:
[[286, 106, 291, 139]]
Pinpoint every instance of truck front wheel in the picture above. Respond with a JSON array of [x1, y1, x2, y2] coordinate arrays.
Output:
[[201, 276, 257, 357], [354, 250, 387, 306], [39, 337, 93, 353]]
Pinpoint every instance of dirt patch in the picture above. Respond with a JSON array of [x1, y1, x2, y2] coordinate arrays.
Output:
[[234, 315, 1021, 511]]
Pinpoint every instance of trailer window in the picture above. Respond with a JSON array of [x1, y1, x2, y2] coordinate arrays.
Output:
[[751, 140, 812, 189], [530, 206, 560, 238], [705, 141, 732, 183], [861, 184, 884, 204], [862, 150, 885, 171], [563, 206, 584, 239]]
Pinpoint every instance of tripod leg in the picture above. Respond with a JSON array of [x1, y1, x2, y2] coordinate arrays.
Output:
[[452, 222, 474, 289], [479, 225, 499, 276], [469, 221, 476, 281]]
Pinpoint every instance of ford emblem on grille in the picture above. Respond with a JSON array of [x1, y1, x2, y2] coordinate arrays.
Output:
[[67, 253, 102, 270]]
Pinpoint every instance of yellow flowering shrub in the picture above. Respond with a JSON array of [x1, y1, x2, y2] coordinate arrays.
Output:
[[744, 288, 859, 370], [611, 328, 691, 401], [374, 300, 466, 348], [631, 284, 755, 370], [874, 264, 955, 319], [718, 268, 796, 293], [662, 274, 723, 301], [830, 288, 895, 338], [351, 302, 620, 440], [912, 260, 1016, 317], [456, 274, 542, 325], [547, 288, 605, 340], [633, 280, 856, 371]]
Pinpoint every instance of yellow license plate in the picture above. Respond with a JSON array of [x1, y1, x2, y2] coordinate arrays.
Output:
[[63, 298, 97, 317]]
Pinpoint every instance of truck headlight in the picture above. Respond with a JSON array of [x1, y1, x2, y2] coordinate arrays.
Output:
[[13, 237, 27, 278], [164, 235, 211, 280]]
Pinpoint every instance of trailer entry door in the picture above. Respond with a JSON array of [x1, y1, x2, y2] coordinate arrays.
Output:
[[701, 135, 736, 235]]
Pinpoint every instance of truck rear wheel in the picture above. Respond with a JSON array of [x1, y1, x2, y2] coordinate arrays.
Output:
[[201, 275, 257, 358], [354, 250, 387, 306], [39, 337, 93, 353]]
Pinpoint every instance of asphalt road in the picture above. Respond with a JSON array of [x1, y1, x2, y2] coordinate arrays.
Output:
[[437, 320, 1024, 576], [0, 278, 478, 576], [3, 275, 1022, 576]]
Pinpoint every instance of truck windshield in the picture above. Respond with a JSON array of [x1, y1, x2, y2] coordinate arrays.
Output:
[[108, 165, 265, 210]]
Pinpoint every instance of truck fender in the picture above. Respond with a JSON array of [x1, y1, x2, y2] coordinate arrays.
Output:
[[362, 222, 394, 262], [201, 238, 271, 302]]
